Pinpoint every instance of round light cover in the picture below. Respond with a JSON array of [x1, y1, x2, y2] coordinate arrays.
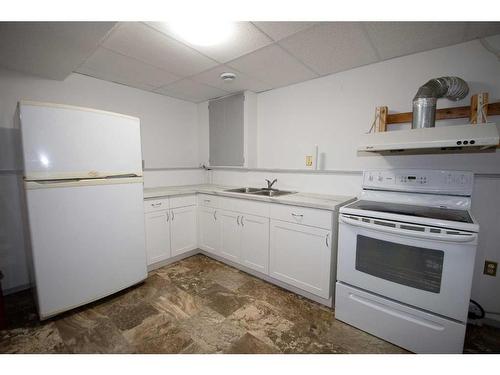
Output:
[[168, 21, 235, 46]]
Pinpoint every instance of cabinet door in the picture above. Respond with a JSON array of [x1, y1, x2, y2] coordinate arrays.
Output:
[[198, 206, 220, 255], [270, 220, 332, 298], [219, 210, 241, 262], [144, 211, 171, 265], [240, 214, 270, 274], [170, 206, 197, 257]]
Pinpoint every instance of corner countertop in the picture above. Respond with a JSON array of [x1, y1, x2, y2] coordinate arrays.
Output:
[[143, 184, 355, 211]]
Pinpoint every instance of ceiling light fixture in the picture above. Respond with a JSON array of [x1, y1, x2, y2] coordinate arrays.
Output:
[[168, 21, 235, 47], [220, 72, 236, 81]]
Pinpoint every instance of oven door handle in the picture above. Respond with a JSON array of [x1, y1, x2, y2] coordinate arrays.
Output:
[[339, 215, 477, 243]]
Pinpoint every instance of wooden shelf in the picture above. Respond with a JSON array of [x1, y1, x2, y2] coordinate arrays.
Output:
[[373, 93, 499, 147], [385, 102, 500, 125]]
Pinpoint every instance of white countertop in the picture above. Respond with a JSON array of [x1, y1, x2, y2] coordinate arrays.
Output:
[[143, 184, 355, 211]]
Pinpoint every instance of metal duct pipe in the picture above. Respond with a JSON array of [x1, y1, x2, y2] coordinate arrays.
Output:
[[412, 76, 469, 129]]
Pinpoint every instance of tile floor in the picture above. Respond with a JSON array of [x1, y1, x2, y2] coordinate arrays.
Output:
[[1, 254, 499, 354]]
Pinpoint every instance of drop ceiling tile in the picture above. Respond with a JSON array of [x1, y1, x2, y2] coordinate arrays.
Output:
[[102, 22, 217, 76], [0, 22, 116, 80], [77, 47, 180, 91], [482, 34, 500, 50], [155, 79, 229, 102], [364, 22, 468, 60], [147, 22, 273, 63], [191, 65, 272, 93], [227, 44, 317, 88], [252, 21, 317, 41], [464, 22, 500, 40], [279, 22, 379, 75]]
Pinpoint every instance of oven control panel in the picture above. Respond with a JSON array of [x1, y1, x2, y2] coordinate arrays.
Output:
[[363, 169, 473, 196]]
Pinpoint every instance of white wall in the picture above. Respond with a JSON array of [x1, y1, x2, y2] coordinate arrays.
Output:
[[0, 69, 205, 292], [203, 39, 500, 321]]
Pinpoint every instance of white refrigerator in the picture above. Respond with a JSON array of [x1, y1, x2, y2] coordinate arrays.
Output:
[[19, 101, 147, 319]]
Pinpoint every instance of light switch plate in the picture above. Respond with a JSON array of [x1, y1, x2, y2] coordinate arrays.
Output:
[[306, 155, 313, 167]]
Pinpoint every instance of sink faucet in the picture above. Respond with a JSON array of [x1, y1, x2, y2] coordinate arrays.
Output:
[[265, 178, 278, 190]]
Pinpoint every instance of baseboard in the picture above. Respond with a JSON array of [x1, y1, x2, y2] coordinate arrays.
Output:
[[147, 248, 200, 272]]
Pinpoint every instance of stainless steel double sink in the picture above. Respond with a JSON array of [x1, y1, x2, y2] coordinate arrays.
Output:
[[224, 187, 296, 197]]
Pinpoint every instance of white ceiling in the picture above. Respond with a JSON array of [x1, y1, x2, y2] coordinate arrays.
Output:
[[0, 22, 116, 80], [1, 22, 499, 103]]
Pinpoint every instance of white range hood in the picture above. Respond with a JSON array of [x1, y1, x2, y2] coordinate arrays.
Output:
[[358, 123, 499, 154]]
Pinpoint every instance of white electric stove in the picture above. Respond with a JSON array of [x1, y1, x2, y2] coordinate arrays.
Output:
[[335, 169, 479, 354]]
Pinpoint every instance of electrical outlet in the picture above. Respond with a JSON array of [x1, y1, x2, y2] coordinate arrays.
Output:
[[484, 260, 498, 277], [305, 155, 313, 167]]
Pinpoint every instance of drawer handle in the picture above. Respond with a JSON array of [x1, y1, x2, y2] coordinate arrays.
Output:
[[237, 215, 240, 225], [171, 210, 175, 221], [204, 199, 211, 203], [325, 233, 330, 247], [241, 216, 244, 226], [166, 212, 170, 222], [291, 213, 304, 218], [151, 202, 162, 207], [213, 210, 217, 221]]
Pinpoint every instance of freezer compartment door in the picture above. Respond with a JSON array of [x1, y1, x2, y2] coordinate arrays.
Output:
[[25, 180, 147, 318], [19, 102, 142, 180]]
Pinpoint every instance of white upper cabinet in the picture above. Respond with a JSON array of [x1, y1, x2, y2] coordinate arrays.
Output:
[[208, 91, 257, 167]]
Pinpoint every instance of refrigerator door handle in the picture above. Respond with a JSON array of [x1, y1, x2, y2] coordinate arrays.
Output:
[[25, 176, 143, 190]]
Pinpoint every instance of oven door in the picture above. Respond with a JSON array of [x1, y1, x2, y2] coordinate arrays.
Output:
[[337, 214, 478, 322]]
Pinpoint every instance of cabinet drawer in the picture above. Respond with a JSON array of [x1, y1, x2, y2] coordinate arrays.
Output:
[[170, 194, 196, 209], [270, 204, 332, 229], [220, 196, 270, 217], [198, 194, 219, 208], [144, 198, 169, 213]]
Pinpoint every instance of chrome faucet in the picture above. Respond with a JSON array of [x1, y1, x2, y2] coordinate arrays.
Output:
[[265, 178, 278, 190]]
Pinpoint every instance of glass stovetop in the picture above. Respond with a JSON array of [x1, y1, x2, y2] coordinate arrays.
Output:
[[346, 200, 473, 223]]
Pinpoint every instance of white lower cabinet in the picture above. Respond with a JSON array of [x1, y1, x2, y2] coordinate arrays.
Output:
[[270, 220, 332, 299], [240, 214, 270, 274], [219, 210, 242, 262], [198, 206, 220, 255], [170, 205, 197, 257], [144, 195, 197, 267], [144, 211, 171, 265], [218, 209, 270, 273], [145, 193, 335, 303]]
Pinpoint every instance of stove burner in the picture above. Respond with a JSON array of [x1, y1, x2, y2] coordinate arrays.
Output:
[[346, 200, 473, 223]]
